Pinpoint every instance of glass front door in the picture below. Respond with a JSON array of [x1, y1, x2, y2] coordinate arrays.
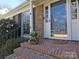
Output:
[[51, 0, 67, 38]]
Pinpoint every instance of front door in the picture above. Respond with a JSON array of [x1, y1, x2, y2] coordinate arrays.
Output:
[[51, 0, 67, 39], [44, 0, 67, 39]]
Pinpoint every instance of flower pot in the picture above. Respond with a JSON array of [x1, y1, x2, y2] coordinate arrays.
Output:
[[30, 40, 39, 45]]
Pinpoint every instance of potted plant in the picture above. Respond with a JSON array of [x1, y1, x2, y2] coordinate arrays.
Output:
[[29, 31, 39, 45]]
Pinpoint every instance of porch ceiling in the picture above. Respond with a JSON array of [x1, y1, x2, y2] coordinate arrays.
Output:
[[26, 0, 46, 5], [32, 0, 46, 5], [32, 0, 60, 5], [26, 0, 60, 6]]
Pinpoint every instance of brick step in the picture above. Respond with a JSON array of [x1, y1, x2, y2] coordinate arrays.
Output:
[[14, 47, 58, 59], [21, 42, 78, 59], [5, 53, 23, 59]]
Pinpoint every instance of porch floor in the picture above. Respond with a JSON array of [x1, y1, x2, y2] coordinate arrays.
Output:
[[5, 39, 79, 59], [42, 40, 79, 51], [21, 39, 79, 59]]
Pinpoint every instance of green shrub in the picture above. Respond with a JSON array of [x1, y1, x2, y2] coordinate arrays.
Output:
[[0, 19, 21, 59], [0, 38, 22, 59], [30, 31, 38, 39], [0, 18, 18, 36]]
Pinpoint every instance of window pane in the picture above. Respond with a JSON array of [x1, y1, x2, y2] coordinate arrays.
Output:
[[22, 10, 30, 34], [45, 6, 48, 22], [51, 1, 67, 37], [71, 0, 77, 19]]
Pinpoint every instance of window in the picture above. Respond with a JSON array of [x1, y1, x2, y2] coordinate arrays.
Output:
[[71, 0, 77, 19], [18, 13, 22, 27], [22, 10, 30, 35], [45, 6, 48, 22]]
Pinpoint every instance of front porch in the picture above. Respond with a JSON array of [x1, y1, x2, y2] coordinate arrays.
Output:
[[1, 0, 79, 59], [5, 39, 79, 59], [20, 0, 79, 41]]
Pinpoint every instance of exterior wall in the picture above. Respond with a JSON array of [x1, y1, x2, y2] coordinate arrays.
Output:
[[34, 0, 79, 41], [35, 4, 44, 38], [1, 0, 79, 41], [71, 3, 79, 41], [66, 0, 79, 41], [18, 13, 22, 27], [13, 14, 22, 27], [13, 15, 19, 24]]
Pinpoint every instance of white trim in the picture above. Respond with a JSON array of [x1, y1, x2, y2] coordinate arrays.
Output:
[[76, 0, 79, 40], [44, 4, 51, 38], [76, 0, 79, 41], [66, 0, 79, 41], [66, 0, 72, 40], [30, 0, 33, 33]]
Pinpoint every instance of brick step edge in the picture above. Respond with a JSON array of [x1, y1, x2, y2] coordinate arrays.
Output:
[[14, 47, 58, 59], [21, 42, 78, 59], [14, 47, 32, 59], [5, 53, 23, 59]]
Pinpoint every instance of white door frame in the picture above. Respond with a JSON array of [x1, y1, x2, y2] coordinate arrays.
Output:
[[66, 0, 72, 40], [44, 3, 51, 38], [69, 0, 79, 40]]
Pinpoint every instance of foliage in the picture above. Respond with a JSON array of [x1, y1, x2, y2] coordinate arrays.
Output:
[[0, 18, 18, 36], [24, 22, 30, 34], [0, 38, 22, 59], [30, 31, 38, 40], [30, 31, 38, 39], [0, 18, 20, 59]]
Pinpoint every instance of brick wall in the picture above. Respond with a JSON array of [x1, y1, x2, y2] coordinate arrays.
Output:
[[13, 14, 21, 27], [35, 4, 44, 38], [13, 15, 19, 24]]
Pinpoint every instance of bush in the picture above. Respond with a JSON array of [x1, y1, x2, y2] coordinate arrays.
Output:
[[0, 38, 22, 59], [0, 19, 18, 36], [0, 19, 21, 59], [30, 31, 38, 39]]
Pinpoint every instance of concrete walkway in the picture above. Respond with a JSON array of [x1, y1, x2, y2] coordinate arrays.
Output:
[[21, 40, 79, 59]]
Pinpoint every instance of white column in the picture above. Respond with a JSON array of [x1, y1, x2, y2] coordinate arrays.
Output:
[[30, 0, 33, 33], [66, 0, 72, 40]]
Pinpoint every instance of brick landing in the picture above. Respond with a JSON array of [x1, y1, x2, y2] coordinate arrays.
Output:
[[5, 53, 23, 59], [5, 40, 79, 59], [21, 40, 79, 59]]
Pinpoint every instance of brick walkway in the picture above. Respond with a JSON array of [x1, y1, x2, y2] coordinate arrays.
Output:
[[21, 40, 79, 59], [5, 40, 79, 59], [43, 40, 79, 52], [15, 47, 58, 59], [5, 53, 23, 59]]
